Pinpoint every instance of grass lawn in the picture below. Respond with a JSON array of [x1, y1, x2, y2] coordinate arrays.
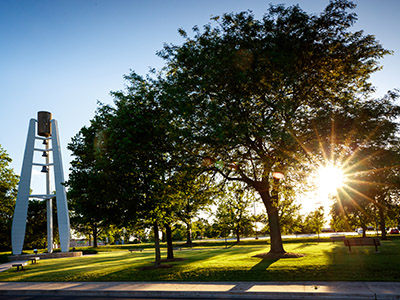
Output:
[[1, 237, 400, 282]]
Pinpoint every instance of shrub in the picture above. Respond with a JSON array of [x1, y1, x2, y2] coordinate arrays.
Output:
[[0, 254, 10, 264], [82, 249, 98, 255]]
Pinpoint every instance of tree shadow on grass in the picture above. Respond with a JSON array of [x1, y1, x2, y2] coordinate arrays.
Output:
[[250, 257, 279, 271], [293, 243, 314, 250], [139, 263, 174, 271]]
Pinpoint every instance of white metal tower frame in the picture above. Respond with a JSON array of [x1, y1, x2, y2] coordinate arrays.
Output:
[[11, 118, 70, 255]]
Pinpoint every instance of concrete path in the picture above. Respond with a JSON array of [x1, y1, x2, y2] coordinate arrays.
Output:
[[1, 261, 400, 299], [0, 281, 400, 299]]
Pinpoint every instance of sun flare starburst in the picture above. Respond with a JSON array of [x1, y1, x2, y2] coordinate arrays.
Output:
[[317, 164, 345, 196], [290, 110, 399, 218]]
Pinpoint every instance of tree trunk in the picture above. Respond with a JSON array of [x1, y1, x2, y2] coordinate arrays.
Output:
[[258, 187, 286, 254], [379, 207, 387, 240], [185, 221, 193, 246], [93, 224, 98, 248], [161, 230, 166, 243], [166, 223, 174, 259], [153, 222, 161, 266], [361, 225, 367, 238], [236, 227, 240, 243]]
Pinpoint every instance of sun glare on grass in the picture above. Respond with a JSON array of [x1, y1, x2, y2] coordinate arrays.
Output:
[[317, 164, 345, 196]]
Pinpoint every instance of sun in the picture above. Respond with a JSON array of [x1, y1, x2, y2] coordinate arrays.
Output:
[[317, 164, 345, 196], [297, 163, 347, 214]]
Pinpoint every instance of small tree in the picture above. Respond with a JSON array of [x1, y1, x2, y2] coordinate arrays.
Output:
[[214, 183, 254, 243], [303, 206, 325, 240], [102, 73, 183, 265], [0, 145, 19, 250], [171, 170, 218, 246]]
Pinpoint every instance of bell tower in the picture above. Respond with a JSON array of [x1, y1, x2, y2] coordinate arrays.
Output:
[[11, 112, 70, 254]]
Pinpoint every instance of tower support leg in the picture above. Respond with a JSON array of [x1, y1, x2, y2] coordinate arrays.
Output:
[[51, 120, 70, 252], [12, 119, 36, 255], [45, 137, 53, 253]]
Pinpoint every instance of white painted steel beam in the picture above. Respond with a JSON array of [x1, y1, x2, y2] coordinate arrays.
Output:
[[29, 194, 54, 199], [51, 119, 70, 252], [11, 119, 36, 255], [45, 136, 53, 253]]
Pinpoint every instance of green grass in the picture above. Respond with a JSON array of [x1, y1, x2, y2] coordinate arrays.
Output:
[[1, 238, 400, 282]]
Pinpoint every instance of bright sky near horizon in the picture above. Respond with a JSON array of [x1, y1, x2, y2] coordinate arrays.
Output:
[[1, 0, 400, 205]]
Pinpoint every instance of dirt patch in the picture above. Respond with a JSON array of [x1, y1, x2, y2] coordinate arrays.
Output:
[[253, 252, 305, 259]]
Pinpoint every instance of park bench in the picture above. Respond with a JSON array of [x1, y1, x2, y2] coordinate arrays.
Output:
[[330, 235, 345, 243], [129, 248, 144, 253], [12, 261, 28, 271], [30, 257, 40, 264], [343, 237, 381, 253]]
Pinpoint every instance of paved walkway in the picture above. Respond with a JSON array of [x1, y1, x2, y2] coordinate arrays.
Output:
[[1, 281, 400, 299], [1, 262, 400, 299]]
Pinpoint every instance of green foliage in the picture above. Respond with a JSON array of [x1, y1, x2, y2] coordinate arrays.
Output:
[[25, 199, 47, 249], [301, 206, 325, 234], [0, 253, 10, 264], [192, 218, 211, 239], [203, 222, 222, 239], [329, 96, 400, 238], [66, 0, 400, 258], [66, 106, 117, 247], [167, 169, 219, 244], [171, 223, 186, 241], [386, 205, 400, 228], [214, 182, 255, 242], [264, 179, 303, 235], [23, 199, 59, 250], [330, 208, 353, 232], [158, 0, 392, 254], [0, 145, 19, 250], [81, 248, 98, 255]]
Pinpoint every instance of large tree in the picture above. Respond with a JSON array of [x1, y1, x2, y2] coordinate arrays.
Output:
[[159, 0, 390, 255], [67, 106, 117, 247], [319, 92, 400, 238], [108, 74, 179, 265], [334, 147, 400, 239], [69, 73, 186, 265]]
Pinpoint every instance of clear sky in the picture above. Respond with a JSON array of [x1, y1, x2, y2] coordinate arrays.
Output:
[[1, 0, 400, 198]]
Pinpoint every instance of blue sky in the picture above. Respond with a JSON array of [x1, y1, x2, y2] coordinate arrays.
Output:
[[1, 0, 400, 196]]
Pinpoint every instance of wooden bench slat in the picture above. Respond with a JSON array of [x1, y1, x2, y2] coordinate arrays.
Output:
[[12, 263, 28, 267], [330, 236, 345, 243], [343, 237, 381, 253]]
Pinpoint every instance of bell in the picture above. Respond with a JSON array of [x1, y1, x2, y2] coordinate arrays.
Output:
[[42, 151, 48, 157], [42, 139, 48, 145], [41, 166, 49, 173]]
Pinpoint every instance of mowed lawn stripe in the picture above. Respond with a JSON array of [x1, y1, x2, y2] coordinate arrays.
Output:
[[1, 239, 399, 282]]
